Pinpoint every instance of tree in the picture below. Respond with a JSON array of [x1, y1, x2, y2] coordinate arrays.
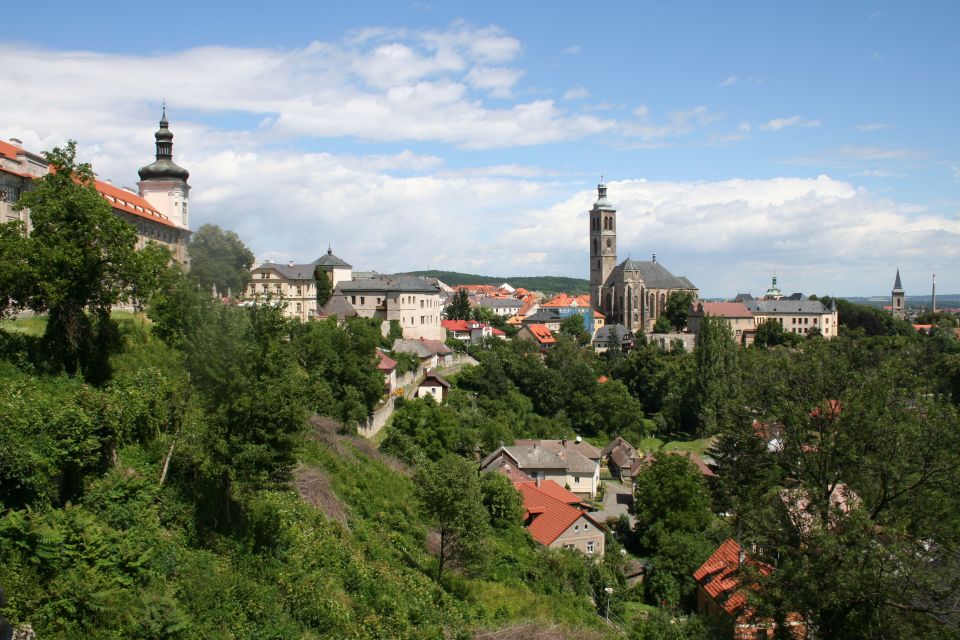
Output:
[[313, 265, 332, 307], [559, 313, 590, 346], [664, 291, 694, 332], [754, 318, 801, 348], [414, 455, 489, 581], [186, 224, 255, 296], [479, 472, 524, 530], [653, 315, 672, 333], [445, 290, 472, 320], [1, 142, 170, 384], [471, 305, 496, 324], [692, 314, 741, 435], [633, 455, 716, 606]]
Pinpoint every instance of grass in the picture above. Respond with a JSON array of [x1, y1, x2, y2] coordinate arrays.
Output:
[[637, 435, 716, 457], [0, 315, 47, 336]]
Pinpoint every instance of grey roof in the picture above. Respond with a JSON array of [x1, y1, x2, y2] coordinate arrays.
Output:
[[318, 293, 357, 321], [609, 259, 697, 290], [477, 297, 521, 309], [257, 262, 318, 280], [514, 438, 603, 461], [593, 324, 631, 343], [741, 298, 832, 314], [523, 310, 564, 323], [313, 248, 352, 269], [893, 269, 904, 292], [602, 436, 635, 458], [337, 274, 440, 294], [392, 338, 452, 358]]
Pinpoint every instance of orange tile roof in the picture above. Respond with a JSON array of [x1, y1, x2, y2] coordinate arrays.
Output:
[[693, 539, 773, 616], [597, 375, 609, 384], [0, 140, 182, 230], [375, 348, 397, 372], [526, 323, 556, 344], [542, 293, 592, 308], [513, 481, 599, 545], [516, 479, 583, 506]]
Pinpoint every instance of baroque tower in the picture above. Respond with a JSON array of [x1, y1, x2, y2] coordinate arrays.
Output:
[[138, 105, 191, 229], [589, 179, 617, 311], [891, 268, 905, 320]]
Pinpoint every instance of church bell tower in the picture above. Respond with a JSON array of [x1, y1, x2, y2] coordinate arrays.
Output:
[[891, 268, 905, 320], [589, 179, 618, 311], [138, 104, 191, 229]]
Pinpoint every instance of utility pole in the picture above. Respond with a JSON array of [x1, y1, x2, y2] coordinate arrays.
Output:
[[932, 273, 937, 313], [604, 586, 613, 621]]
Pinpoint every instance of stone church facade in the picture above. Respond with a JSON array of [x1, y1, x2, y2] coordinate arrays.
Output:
[[588, 181, 698, 333]]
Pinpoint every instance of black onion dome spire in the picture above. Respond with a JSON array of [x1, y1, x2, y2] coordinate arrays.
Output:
[[138, 105, 189, 181]]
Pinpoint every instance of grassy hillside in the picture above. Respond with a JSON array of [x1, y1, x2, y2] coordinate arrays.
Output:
[[409, 270, 590, 295]]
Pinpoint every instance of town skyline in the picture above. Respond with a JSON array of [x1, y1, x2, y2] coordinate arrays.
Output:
[[1, 1, 957, 297]]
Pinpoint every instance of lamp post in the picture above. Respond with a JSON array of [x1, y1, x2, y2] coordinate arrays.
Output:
[[604, 586, 614, 621]]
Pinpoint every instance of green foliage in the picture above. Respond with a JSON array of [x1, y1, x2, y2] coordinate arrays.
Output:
[[692, 314, 741, 435], [560, 313, 591, 346], [835, 298, 916, 337], [664, 291, 694, 332], [633, 456, 717, 606], [313, 265, 332, 307], [753, 318, 801, 347], [186, 223, 255, 296], [0, 142, 171, 384], [479, 472, 524, 530], [414, 455, 490, 581], [446, 289, 472, 320], [652, 315, 672, 333]]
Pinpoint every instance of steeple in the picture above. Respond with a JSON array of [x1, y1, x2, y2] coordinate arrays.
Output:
[[892, 268, 903, 293], [138, 106, 189, 181], [891, 268, 906, 319]]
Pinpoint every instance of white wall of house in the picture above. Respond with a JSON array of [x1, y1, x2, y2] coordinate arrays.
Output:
[[551, 516, 605, 556]]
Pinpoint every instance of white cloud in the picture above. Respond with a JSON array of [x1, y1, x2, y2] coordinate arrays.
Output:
[[562, 45, 581, 55], [759, 116, 821, 131], [720, 75, 738, 87], [855, 122, 893, 132], [852, 169, 904, 178], [464, 66, 524, 97], [624, 105, 724, 140], [563, 86, 589, 101]]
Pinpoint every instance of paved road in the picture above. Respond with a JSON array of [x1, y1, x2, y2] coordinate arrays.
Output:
[[593, 478, 635, 525]]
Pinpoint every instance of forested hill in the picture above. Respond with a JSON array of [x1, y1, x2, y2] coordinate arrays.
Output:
[[409, 270, 590, 294]]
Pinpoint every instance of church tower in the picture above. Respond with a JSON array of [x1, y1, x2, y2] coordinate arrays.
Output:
[[891, 268, 905, 320], [138, 105, 191, 229], [589, 179, 618, 311]]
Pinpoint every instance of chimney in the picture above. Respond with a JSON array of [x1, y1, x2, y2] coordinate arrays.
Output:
[[536, 475, 541, 488]]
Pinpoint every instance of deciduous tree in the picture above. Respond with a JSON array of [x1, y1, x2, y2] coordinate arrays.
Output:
[[186, 224, 255, 296]]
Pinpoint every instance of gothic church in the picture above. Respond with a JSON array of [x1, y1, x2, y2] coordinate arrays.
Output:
[[588, 181, 698, 333]]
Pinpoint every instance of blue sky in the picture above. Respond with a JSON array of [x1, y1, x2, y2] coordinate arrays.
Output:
[[1, 1, 957, 296]]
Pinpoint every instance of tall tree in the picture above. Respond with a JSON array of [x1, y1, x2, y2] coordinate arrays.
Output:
[[692, 314, 741, 435], [445, 290, 472, 320], [664, 290, 694, 332], [313, 265, 333, 307], [186, 224, 255, 296], [414, 455, 489, 581], [1, 142, 169, 384]]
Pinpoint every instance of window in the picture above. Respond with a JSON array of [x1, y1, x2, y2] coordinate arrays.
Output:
[[573, 524, 579, 532], [563, 543, 575, 550], [360, 297, 365, 305], [351, 296, 356, 305], [296, 286, 302, 296], [586, 541, 595, 554], [296, 302, 302, 312]]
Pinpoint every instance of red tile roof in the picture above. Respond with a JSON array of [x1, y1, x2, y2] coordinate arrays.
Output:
[[441, 319, 482, 332], [376, 348, 397, 372], [517, 479, 583, 506], [513, 481, 599, 545], [809, 399, 841, 420], [542, 293, 592, 308], [495, 463, 532, 483], [492, 327, 506, 336], [525, 323, 556, 345], [0, 140, 182, 230], [597, 375, 609, 384], [699, 302, 753, 319], [694, 539, 773, 616]]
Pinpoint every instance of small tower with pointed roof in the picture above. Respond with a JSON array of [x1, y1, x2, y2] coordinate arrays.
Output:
[[589, 178, 618, 311], [891, 268, 905, 320], [138, 104, 191, 229]]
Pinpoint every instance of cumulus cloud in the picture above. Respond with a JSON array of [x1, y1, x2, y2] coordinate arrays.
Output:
[[759, 116, 821, 131]]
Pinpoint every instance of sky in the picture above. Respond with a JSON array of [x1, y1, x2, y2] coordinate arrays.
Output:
[[1, 1, 958, 297]]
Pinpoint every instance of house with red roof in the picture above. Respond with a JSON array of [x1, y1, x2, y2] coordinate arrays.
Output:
[[513, 480, 605, 556], [441, 319, 497, 344], [694, 539, 806, 639], [375, 348, 398, 394], [515, 323, 556, 349], [0, 113, 192, 266]]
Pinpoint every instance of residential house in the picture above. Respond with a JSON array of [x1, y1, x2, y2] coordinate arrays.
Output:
[[602, 436, 641, 482], [516, 323, 556, 349], [376, 348, 397, 394], [541, 293, 602, 334], [476, 296, 522, 317], [442, 319, 493, 344], [480, 438, 601, 499], [392, 338, 453, 371], [592, 324, 634, 353], [694, 539, 806, 639], [522, 309, 564, 332], [415, 370, 450, 402], [513, 480, 606, 556], [629, 451, 716, 482], [688, 302, 756, 345], [338, 274, 446, 340]]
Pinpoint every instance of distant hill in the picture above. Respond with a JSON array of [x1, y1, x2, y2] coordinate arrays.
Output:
[[409, 270, 590, 295], [842, 294, 960, 308]]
